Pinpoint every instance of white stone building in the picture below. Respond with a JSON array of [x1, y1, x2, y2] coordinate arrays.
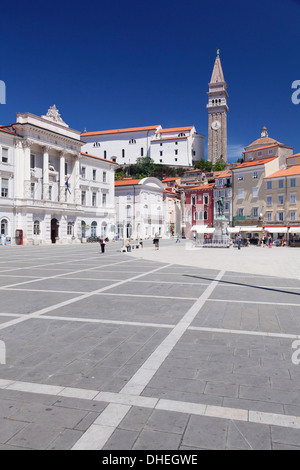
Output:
[[0, 106, 117, 245], [81, 125, 205, 168], [114, 177, 166, 239], [0, 126, 17, 245]]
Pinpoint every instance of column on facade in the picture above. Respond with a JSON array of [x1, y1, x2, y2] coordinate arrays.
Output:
[[59, 151, 66, 202], [43, 146, 50, 201], [73, 154, 81, 205], [23, 140, 31, 199], [14, 140, 24, 199]]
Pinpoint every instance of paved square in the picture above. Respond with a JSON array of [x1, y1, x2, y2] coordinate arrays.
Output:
[[0, 240, 300, 449]]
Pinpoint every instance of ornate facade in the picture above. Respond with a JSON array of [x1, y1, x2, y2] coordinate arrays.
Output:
[[0, 106, 117, 245]]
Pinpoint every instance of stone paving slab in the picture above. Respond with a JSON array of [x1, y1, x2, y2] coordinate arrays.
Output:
[[0, 241, 300, 449]]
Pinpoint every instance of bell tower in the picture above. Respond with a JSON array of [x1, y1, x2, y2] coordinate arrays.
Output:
[[207, 50, 229, 164]]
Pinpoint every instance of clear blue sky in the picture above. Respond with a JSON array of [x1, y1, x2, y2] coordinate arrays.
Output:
[[0, 0, 299, 162]]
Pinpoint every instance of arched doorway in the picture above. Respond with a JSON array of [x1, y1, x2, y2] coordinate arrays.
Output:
[[51, 218, 59, 244], [126, 223, 132, 239]]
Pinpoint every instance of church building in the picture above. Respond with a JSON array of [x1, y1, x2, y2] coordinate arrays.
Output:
[[207, 50, 228, 165]]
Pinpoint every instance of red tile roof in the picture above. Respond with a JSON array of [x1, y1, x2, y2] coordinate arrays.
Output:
[[156, 126, 193, 134], [232, 157, 277, 170], [81, 152, 118, 164], [0, 126, 16, 135], [81, 125, 160, 137], [243, 144, 279, 153], [185, 183, 215, 191], [264, 165, 300, 179], [214, 171, 232, 179], [115, 178, 142, 186]]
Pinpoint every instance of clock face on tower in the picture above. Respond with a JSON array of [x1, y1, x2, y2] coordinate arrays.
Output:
[[211, 120, 221, 130]]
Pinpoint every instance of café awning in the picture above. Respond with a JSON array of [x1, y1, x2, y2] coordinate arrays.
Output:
[[228, 226, 263, 233], [191, 225, 215, 234], [264, 226, 288, 233], [288, 227, 300, 233]]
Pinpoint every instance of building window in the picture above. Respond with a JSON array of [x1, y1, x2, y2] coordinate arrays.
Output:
[[266, 211, 272, 221], [160, 159, 163, 163], [33, 220, 40, 235], [252, 187, 259, 198], [248, 152, 253, 160], [290, 178, 296, 188], [102, 193, 107, 207], [178, 133, 186, 137], [290, 211, 297, 221], [1, 219, 8, 235], [204, 211, 208, 220], [175, 150, 178, 155], [238, 189, 244, 199], [1, 148, 8, 163], [104, 151, 107, 159], [103, 171, 107, 183], [194, 211, 198, 221], [268, 148, 274, 155], [81, 220, 87, 237], [92, 192, 97, 207], [290, 193, 296, 204], [278, 194, 284, 205], [67, 222, 73, 236], [267, 181, 272, 190], [160, 151, 163, 156], [253, 207, 259, 218], [238, 174, 244, 181], [141, 148, 144, 156], [65, 162, 68, 175], [93, 169, 96, 181], [81, 166, 86, 179], [277, 211, 285, 222], [191, 195, 196, 205], [126, 205, 132, 218], [257, 151, 263, 157], [31, 183, 35, 199], [81, 190, 86, 206], [122, 149, 125, 159], [175, 158, 178, 162], [238, 208, 244, 217], [204, 194, 209, 205], [253, 171, 258, 179], [266, 195, 272, 206], [278, 179, 284, 189], [49, 186, 52, 201], [91, 221, 97, 236], [30, 154, 35, 169], [129, 139, 136, 144]]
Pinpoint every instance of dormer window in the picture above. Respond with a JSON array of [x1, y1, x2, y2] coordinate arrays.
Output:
[[178, 133, 186, 137]]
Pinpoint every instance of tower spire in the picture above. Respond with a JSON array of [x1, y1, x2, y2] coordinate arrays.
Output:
[[207, 51, 229, 164], [210, 51, 225, 84]]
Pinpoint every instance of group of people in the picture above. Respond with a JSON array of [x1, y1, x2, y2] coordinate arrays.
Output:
[[261, 235, 286, 247]]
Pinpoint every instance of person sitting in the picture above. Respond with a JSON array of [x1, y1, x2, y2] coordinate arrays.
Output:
[[125, 240, 131, 252]]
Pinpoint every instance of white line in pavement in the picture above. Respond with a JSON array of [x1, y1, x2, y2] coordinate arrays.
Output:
[[207, 299, 300, 308], [0, 263, 173, 331], [120, 270, 225, 396], [188, 326, 300, 340], [1, 378, 300, 445], [71, 270, 226, 450]]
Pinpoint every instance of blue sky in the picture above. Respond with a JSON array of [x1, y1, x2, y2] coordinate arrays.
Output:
[[0, 0, 299, 162]]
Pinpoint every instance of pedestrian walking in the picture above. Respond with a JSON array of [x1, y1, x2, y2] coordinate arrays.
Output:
[[268, 236, 272, 248], [153, 233, 160, 250], [99, 237, 106, 253], [176, 233, 181, 243], [237, 232, 242, 250]]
